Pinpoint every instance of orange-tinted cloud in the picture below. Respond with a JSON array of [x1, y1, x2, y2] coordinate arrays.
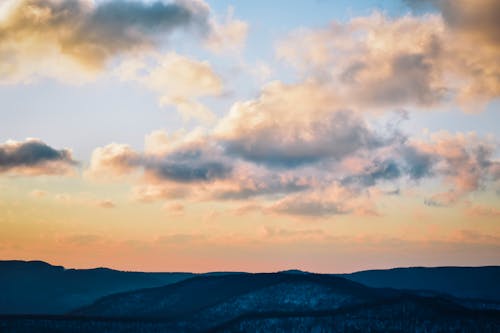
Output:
[[117, 53, 223, 123], [214, 81, 393, 167], [277, 5, 500, 111], [412, 132, 499, 206], [465, 204, 500, 218], [0, 0, 247, 83], [204, 6, 248, 53], [86, 118, 499, 216]]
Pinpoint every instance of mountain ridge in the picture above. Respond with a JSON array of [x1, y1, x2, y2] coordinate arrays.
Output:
[[1, 270, 499, 332], [1, 260, 499, 315]]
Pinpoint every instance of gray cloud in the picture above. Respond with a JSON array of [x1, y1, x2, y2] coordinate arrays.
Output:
[[342, 159, 401, 188], [88, 142, 232, 183], [269, 197, 349, 217], [214, 175, 311, 200], [143, 152, 232, 183], [0, 0, 209, 71], [405, 0, 500, 45], [360, 53, 446, 107], [67, 0, 207, 66], [0, 139, 76, 175], [338, 131, 499, 200], [222, 110, 387, 168], [400, 145, 436, 180], [278, 1, 500, 111]]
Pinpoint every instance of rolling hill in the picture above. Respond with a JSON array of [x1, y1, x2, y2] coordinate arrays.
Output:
[[1, 271, 499, 332], [1, 260, 500, 332]]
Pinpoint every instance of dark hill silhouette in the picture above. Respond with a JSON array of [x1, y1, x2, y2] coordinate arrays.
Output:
[[71, 273, 396, 319], [1, 273, 499, 332], [340, 266, 500, 301], [0, 260, 193, 314], [1, 260, 500, 318]]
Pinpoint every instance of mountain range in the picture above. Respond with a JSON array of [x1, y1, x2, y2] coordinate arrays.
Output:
[[0, 261, 499, 332]]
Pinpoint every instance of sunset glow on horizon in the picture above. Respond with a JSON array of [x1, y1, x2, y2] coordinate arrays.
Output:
[[0, 0, 498, 273]]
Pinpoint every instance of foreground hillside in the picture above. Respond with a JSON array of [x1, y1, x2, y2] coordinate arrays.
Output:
[[1, 272, 499, 332]]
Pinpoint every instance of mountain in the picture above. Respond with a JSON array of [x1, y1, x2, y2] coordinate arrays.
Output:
[[340, 266, 500, 301], [2, 260, 499, 317], [1, 272, 499, 332], [0, 260, 194, 314], [72, 273, 394, 319]]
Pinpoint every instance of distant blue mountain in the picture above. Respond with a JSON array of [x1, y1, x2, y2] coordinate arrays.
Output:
[[1, 270, 498, 332], [0, 260, 193, 314], [340, 266, 500, 301], [0, 260, 499, 318], [0, 261, 500, 333]]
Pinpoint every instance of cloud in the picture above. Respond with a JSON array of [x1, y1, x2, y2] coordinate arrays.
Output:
[[406, 0, 500, 45], [62, 234, 103, 246], [204, 6, 248, 53], [404, 0, 500, 108], [212, 172, 312, 200], [84, 63, 498, 211], [156, 233, 206, 245], [412, 132, 499, 204], [132, 184, 192, 202], [0, 0, 210, 82], [90, 128, 320, 202], [336, 130, 499, 204], [144, 155, 231, 183], [162, 202, 184, 215], [96, 200, 115, 209], [276, 6, 500, 110], [215, 80, 391, 167], [117, 53, 223, 123], [269, 196, 348, 217], [424, 190, 461, 207], [342, 159, 401, 187], [0, 138, 76, 176], [276, 13, 447, 108], [86, 143, 140, 180], [465, 204, 500, 218], [399, 145, 436, 180], [449, 229, 500, 245], [266, 184, 365, 218], [260, 226, 326, 240], [0, 0, 246, 83], [30, 189, 49, 198], [141, 130, 233, 183], [247, 127, 498, 215], [87, 121, 499, 212], [88, 130, 232, 185], [29, 188, 117, 209]]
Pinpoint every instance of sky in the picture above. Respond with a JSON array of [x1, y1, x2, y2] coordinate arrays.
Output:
[[0, 0, 499, 273]]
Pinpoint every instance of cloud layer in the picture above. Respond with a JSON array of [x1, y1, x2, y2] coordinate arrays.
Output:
[[3, 0, 498, 219], [87, 105, 499, 217], [277, 3, 500, 110]]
